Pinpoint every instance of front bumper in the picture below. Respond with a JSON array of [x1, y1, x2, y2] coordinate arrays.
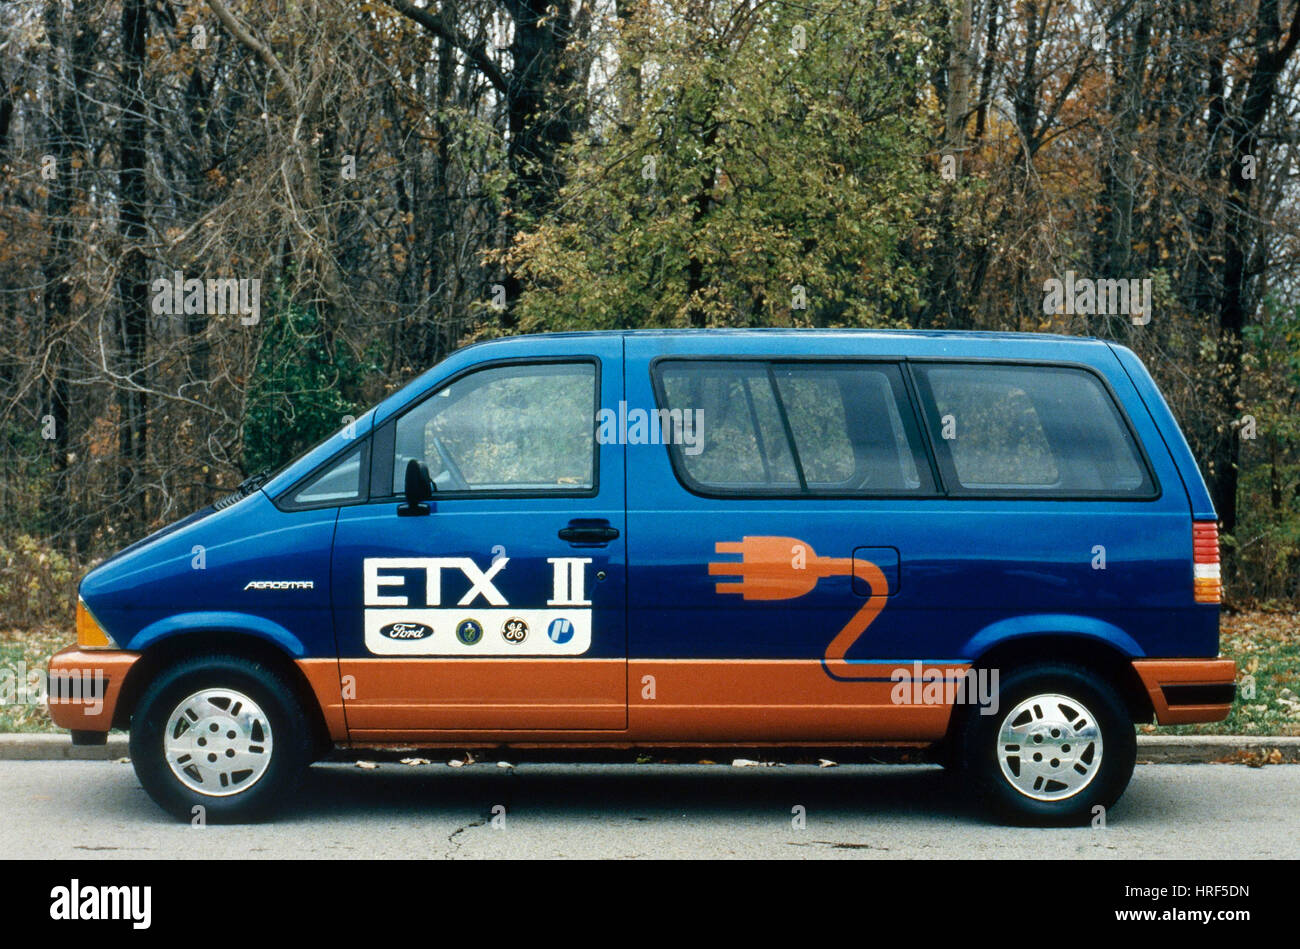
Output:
[[46, 646, 139, 732], [1132, 658, 1237, 724]]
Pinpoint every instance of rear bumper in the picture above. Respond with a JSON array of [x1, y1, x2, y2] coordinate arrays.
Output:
[[46, 646, 139, 732], [1132, 658, 1236, 724]]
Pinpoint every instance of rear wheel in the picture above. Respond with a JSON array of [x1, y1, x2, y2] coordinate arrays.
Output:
[[129, 655, 311, 823], [959, 662, 1136, 825]]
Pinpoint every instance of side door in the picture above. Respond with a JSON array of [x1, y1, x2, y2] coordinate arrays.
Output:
[[623, 345, 944, 742], [332, 342, 626, 738]]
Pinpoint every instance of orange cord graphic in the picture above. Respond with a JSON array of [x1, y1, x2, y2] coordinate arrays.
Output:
[[708, 536, 888, 680]]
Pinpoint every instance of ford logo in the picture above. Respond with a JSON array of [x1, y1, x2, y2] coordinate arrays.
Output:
[[379, 622, 433, 641]]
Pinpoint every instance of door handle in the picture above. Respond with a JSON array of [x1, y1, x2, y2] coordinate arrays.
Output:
[[559, 520, 620, 545]]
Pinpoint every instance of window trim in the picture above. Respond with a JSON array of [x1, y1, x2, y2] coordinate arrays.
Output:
[[906, 357, 1163, 501], [367, 355, 603, 502], [649, 355, 942, 500]]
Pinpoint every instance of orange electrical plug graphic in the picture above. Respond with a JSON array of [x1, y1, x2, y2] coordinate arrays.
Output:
[[709, 536, 889, 679]]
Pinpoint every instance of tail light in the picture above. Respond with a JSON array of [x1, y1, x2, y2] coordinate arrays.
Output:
[[1193, 521, 1222, 604]]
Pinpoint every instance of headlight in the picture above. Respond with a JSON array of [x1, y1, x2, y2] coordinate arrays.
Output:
[[75, 598, 114, 649]]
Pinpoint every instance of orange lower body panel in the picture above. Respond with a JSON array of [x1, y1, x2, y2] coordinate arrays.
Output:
[[53, 650, 1222, 748], [1132, 658, 1236, 724], [334, 658, 627, 735], [628, 660, 959, 742], [46, 647, 138, 731], [296, 659, 350, 741], [325, 658, 967, 745]]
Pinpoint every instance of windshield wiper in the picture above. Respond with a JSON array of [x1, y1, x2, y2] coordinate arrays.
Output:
[[214, 468, 274, 510], [236, 468, 273, 496]]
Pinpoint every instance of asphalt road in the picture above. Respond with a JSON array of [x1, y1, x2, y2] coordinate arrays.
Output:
[[3, 760, 1296, 859]]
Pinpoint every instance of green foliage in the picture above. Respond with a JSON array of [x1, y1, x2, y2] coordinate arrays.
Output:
[[1231, 300, 1300, 602], [507, 0, 947, 330], [0, 534, 77, 628], [0, 422, 53, 537], [242, 298, 374, 476]]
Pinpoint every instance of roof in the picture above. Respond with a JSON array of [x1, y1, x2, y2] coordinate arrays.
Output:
[[507, 327, 1100, 343]]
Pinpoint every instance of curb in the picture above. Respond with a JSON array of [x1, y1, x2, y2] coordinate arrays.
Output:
[[0, 733, 1297, 763], [0, 733, 130, 760], [1134, 735, 1300, 764]]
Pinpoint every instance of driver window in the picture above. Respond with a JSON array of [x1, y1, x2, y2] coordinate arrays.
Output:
[[392, 362, 596, 493]]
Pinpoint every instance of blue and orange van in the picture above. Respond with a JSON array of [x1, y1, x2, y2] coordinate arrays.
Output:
[[48, 329, 1236, 824]]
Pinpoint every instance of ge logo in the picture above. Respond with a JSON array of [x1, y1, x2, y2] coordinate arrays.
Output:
[[501, 617, 528, 644]]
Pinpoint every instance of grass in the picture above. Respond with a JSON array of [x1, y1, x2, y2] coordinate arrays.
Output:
[[1156, 610, 1300, 737], [1, 610, 1295, 736], [0, 626, 77, 732]]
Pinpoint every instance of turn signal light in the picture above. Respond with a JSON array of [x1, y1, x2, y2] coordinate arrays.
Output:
[[76, 598, 114, 649]]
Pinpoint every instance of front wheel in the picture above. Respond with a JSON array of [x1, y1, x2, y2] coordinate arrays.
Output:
[[958, 663, 1136, 826], [129, 655, 312, 823]]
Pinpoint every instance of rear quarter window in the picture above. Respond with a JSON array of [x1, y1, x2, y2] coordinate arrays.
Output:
[[913, 363, 1156, 498]]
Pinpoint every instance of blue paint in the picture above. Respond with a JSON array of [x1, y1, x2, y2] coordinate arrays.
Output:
[[78, 329, 1219, 682]]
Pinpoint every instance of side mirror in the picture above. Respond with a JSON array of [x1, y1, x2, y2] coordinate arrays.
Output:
[[398, 458, 434, 516]]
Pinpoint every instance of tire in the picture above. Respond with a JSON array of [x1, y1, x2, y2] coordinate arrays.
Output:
[[128, 654, 312, 823], [958, 662, 1136, 826], [928, 737, 966, 772]]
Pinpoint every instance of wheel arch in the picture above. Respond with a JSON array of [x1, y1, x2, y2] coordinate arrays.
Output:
[[114, 630, 333, 759], [963, 634, 1154, 726]]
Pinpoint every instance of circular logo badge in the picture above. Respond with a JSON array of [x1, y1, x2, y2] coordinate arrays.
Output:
[[547, 618, 575, 645], [456, 619, 483, 646], [501, 617, 529, 644]]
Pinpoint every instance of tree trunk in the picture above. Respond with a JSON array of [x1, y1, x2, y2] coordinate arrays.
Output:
[[1212, 0, 1300, 534], [117, 0, 150, 532], [38, 1, 95, 548]]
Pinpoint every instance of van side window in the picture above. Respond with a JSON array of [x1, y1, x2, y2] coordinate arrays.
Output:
[[771, 364, 930, 493], [913, 363, 1155, 497], [392, 362, 596, 494], [771, 369, 854, 483], [659, 363, 799, 489], [655, 360, 933, 495]]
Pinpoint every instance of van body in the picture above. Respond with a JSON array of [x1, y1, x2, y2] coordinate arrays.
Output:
[[48, 330, 1236, 824]]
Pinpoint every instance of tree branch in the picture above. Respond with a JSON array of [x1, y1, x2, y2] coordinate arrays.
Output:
[[205, 0, 299, 100], [386, 0, 510, 96]]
